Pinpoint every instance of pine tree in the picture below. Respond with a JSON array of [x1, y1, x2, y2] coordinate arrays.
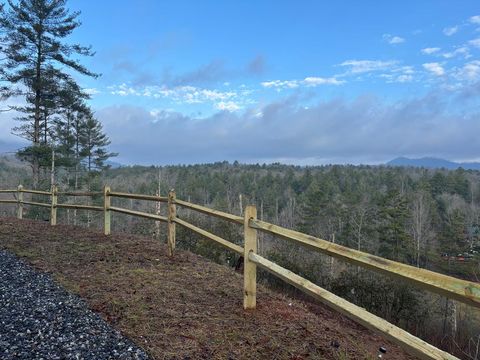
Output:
[[378, 190, 411, 262], [0, 2, 10, 104], [0, 0, 98, 186], [299, 180, 325, 234], [14, 73, 61, 184], [80, 116, 117, 174], [442, 208, 467, 254]]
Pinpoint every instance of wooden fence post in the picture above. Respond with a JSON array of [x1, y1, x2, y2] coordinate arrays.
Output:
[[244, 205, 257, 309], [50, 185, 57, 226], [17, 185, 23, 219], [168, 189, 176, 256], [104, 185, 111, 235]]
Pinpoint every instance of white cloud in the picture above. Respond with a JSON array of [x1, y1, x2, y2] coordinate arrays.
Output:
[[84, 88, 100, 95], [379, 73, 413, 83], [470, 15, 480, 24], [394, 66, 415, 75], [149, 109, 161, 117], [421, 47, 441, 55], [396, 74, 414, 83], [339, 61, 416, 84], [110, 84, 239, 104], [383, 34, 405, 44], [339, 60, 398, 74], [303, 77, 345, 86], [379, 65, 416, 83], [109, 83, 250, 111], [261, 80, 299, 89], [199, 89, 237, 102], [441, 46, 470, 59], [390, 36, 405, 44], [469, 38, 480, 48], [423, 62, 445, 76], [215, 101, 241, 112], [443, 26, 459, 36], [455, 60, 480, 81], [110, 83, 140, 96], [261, 77, 344, 90]]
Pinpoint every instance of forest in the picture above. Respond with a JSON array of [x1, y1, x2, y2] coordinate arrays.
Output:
[[1, 157, 480, 358]]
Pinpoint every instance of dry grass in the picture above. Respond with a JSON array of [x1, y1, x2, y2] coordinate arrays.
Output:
[[0, 218, 413, 360]]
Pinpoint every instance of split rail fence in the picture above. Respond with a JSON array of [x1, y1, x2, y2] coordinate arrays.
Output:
[[1, 184, 479, 360]]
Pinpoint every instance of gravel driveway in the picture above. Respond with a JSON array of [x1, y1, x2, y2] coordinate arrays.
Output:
[[0, 250, 150, 360]]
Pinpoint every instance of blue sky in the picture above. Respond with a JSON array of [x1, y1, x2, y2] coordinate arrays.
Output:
[[2, 0, 480, 165]]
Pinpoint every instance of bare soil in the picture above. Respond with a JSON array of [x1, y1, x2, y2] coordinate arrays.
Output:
[[0, 218, 413, 359]]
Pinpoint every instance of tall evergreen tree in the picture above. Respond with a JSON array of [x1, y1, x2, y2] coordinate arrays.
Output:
[[0, 2, 15, 108], [52, 84, 88, 174], [0, 0, 98, 186], [378, 190, 411, 262], [442, 208, 467, 254], [299, 179, 325, 235], [80, 116, 117, 175]]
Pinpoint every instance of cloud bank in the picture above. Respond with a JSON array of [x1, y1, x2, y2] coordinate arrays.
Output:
[[97, 85, 480, 165]]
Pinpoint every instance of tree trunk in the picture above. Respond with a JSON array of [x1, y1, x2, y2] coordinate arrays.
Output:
[[155, 169, 161, 240], [74, 116, 81, 226], [330, 233, 335, 279], [74, 168, 78, 226], [50, 147, 55, 189], [32, 29, 43, 189], [239, 194, 243, 216]]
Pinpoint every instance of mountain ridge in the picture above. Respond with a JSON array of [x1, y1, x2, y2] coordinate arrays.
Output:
[[387, 156, 480, 170]]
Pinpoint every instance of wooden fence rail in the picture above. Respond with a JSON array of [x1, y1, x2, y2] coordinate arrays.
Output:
[[56, 204, 104, 211], [249, 219, 480, 308], [1, 184, 477, 359], [0, 199, 17, 204], [174, 217, 244, 255], [57, 191, 103, 196]]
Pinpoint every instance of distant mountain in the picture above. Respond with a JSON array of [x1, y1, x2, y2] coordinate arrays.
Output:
[[387, 157, 480, 170]]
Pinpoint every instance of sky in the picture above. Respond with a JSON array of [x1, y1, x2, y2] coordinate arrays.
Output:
[[1, 0, 480, 165]]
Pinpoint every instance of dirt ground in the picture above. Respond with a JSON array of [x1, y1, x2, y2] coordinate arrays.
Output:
[[0, 217, 414, 360]]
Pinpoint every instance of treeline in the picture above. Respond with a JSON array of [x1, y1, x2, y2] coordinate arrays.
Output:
[[105, 162, 479, 270]]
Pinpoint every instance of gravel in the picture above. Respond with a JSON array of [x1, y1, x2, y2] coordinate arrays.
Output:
[[0, 250, 150, 360]]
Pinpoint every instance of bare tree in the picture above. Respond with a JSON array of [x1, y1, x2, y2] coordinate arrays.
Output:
[[351, 200, 369, 251], [410, 190, 432, 267]]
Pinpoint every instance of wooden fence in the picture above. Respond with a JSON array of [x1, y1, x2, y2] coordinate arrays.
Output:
[[1, 184, 479, 360]]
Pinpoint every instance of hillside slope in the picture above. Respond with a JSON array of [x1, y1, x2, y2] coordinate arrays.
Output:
[[0, 218, 412, 359]]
